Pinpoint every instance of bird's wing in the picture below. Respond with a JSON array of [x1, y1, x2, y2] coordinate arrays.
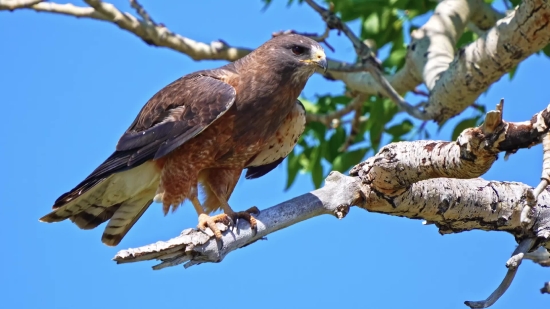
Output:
[[245, 99, 306, 179], [43, 72, 236, 212], [117, 73, 237, 162]]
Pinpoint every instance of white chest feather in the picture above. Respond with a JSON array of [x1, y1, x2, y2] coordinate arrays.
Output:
[[248, 100, 306, 166]]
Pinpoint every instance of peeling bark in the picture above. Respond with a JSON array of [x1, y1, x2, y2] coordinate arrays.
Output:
[[3, 0, 549, 122], [116, 101, 550, 267]]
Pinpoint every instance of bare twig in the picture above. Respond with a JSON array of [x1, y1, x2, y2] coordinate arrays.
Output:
[[0, 0, 41, 10], [303, 0, 375, 64], [464, 238, 536, 308], [525, 247, 550, 267], [338, 103, 363, 152], [411, 88, 429, 97], [305, 94, 366, 127], [3, 0, 544, 124], [114, 172, 362, 268], [521, 133, 550, 227], [304, 0, 428, 120], [272, 28, 334, 52], [1, 0, 251, 61], [129, 0, 156, 25]]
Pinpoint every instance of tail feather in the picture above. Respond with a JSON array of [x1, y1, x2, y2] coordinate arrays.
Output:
[[70, 203, 122, 230], [39, 178, 112, 223], [101, 194, 154, 246], [40, 161, 160, 245]]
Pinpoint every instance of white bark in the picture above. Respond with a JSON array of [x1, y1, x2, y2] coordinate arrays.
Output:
[[115, 172, 361, 269], [115, 101, 550, 267], [3, 0, 549, 122], [111, 100, 550, 308], [4, 1, 550, 306]]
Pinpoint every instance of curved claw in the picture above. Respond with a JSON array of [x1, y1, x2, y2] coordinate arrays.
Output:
[[225, 207, 259, 235], [197, 213, 231, 239]]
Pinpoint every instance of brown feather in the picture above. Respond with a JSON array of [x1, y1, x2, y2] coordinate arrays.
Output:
[[41, 34, 325, 245]]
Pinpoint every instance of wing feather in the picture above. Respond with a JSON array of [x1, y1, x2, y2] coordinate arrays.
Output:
[[47, 72, 236, 213], [116, 74, 236, 160]]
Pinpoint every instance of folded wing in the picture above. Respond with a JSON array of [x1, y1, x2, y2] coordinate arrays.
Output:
[[40, 72, 237, 246]]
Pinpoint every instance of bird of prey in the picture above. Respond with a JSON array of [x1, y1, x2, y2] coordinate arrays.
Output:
[[39, 34, 327, 246]]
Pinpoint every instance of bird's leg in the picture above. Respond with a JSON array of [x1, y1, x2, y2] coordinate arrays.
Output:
[[200, 168, 260, 234], [190, 196, 231, 239], [215, 196, 260, 235]]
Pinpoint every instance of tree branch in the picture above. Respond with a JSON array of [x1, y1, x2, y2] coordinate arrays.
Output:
[[116, 100, 550, 263], [304, 0, 428, 120], [5, 0, 543, 123], [3, 0, 251, 61], [115, 171, 362, 268], [330, 0, 550, 122], [112, 100, 550, 307], [0, 0, 41, 10], [305, 93, 366, 127], [525, 246, 550, 267], [464, 238, 536, 308], [425, 0, 550, 122]]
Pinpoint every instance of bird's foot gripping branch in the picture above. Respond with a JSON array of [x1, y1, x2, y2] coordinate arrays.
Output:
[[116, 99, 550, 308]]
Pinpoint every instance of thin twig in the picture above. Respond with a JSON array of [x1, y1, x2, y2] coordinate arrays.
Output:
[[129, 0, 156, 25], [339, 103, 363, 152], [272, 28, 334, 52], [522, 133, 550, 227], [306, 94, 366, 127], [0, 0, 41, 10], [304, 0, 429, 120], [411, 88, 429, 97], [303, 0, 374, 62], [524, 247, 550, 267], [1, 0, 251, 61], [464, 238, 537, 308]]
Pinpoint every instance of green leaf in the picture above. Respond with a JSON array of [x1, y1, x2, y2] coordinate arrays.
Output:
[[306, 121, 327, 141], [456, 30, 477, 48], [451, 117, 480, 140], [311, 158, 324, 189], [508, 65, 519, 80], [325, 127, 346, 162], [285, 150, 301, 190], [332, 148, 369, 173], [384, 47, 407, 68], [363, 13, 380, 36], [300, 98, 319, 114], [386, 119, 414, 138]]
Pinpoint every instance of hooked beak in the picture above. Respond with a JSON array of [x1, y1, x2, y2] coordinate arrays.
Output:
[[312, 48, 327, 72], [301, 47, 327, 72], [314, 56, 328, 72]]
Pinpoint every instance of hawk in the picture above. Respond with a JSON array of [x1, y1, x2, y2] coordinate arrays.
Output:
[[40, 34, 326, 246]]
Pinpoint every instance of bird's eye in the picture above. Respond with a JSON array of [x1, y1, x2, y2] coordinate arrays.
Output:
[[291, 45, 305, 55]]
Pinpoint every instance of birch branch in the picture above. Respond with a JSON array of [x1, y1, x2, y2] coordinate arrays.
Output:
[[115, 172, 362, 269], [116, 100, 550, 265], [0, 0, 41, 10], [525, 246, 550, 267], [425, 0, 550, 122], [2, 0, 251, 61], [112, 100, 550, 307], [330, 0, 550, 122], [5, 0, 545, 123]]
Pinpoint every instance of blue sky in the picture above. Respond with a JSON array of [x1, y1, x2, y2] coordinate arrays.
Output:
[[1, 1, 548, 308]]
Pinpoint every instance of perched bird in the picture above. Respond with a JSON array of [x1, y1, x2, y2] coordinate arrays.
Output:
[[39, 34, 326, 246]]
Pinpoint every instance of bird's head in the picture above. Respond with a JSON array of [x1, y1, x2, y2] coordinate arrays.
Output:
[[256, 33, 327, 82]]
